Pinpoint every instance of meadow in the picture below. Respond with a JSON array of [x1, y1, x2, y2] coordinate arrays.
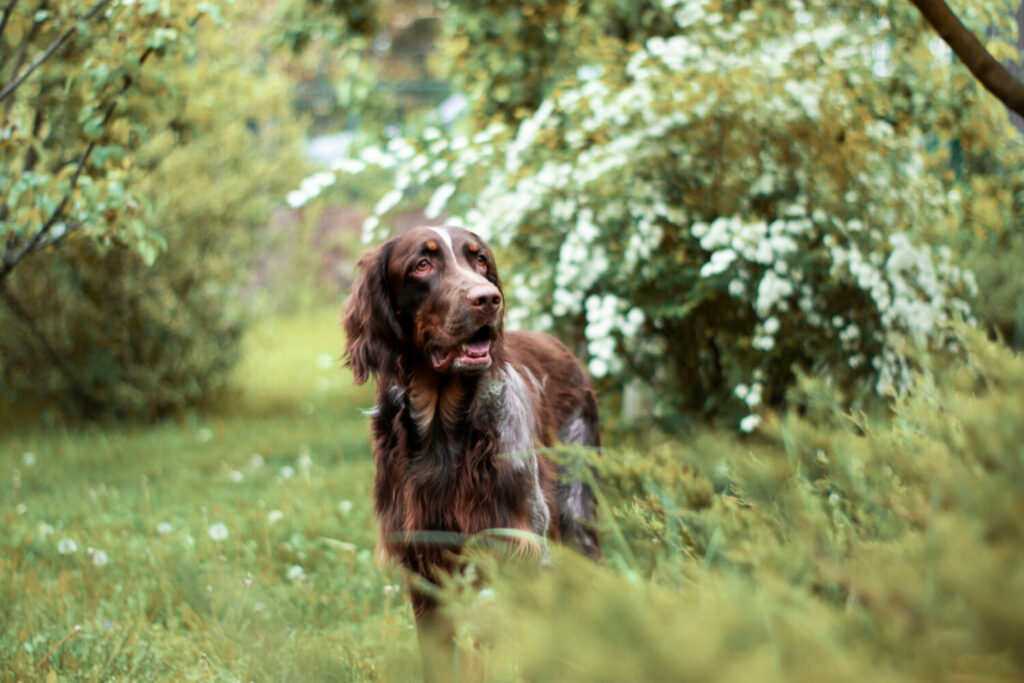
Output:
[[1, 309, 421, 680], [3, 311, 1024, 682]]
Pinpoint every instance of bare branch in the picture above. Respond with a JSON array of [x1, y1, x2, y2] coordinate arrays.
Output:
[[908, 0, 1024, 117], [0, 0, 113, 104]]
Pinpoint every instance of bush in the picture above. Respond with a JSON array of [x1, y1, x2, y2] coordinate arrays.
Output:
[[0, 8, 308, 419], [350, 3, 986, 429], [431, 330, 1024, 681]]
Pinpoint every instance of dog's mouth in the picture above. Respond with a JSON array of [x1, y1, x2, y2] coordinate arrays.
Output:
[[431, 326, 494, 372]]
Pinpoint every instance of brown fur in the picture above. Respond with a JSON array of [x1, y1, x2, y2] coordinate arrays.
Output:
[[342, 226, 601, 635]]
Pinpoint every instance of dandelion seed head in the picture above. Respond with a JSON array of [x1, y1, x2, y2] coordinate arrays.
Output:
[[208, 522, 229, 542]]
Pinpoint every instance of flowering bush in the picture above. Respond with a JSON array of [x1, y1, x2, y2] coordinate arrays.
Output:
[[297, 1, 1006, 428]]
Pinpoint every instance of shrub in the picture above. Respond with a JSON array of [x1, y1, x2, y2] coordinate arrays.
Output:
[[343, 3, 983, 429], [433, 330, 1024, 681], [0, 7, 308, 419]]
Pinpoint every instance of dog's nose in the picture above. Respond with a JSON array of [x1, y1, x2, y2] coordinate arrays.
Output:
[[467, 283, 502, 312]]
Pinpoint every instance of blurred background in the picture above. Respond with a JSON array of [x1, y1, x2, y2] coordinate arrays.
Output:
[[2, 1, 1024, 680]]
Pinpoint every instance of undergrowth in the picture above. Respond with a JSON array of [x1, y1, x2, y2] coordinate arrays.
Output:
[[2, 314, 1022, 681]]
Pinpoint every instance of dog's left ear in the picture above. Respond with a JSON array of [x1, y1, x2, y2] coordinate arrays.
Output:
[[342, 241, 403, 384]]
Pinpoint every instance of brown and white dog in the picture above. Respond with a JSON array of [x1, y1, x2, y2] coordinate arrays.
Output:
[[342, 225, 600, 630]]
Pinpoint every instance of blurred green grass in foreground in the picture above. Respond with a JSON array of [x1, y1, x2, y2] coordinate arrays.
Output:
[[1, 309, 419, 680], [3, 312, 1024, 681]]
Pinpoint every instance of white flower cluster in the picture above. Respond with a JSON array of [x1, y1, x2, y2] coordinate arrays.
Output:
[[584, 294, 645, 378], [321, 5, 975, 430]]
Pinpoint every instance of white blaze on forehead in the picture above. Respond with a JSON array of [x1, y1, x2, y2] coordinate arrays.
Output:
[[427, 225, 489, 284], [428, 226, 457, 260]]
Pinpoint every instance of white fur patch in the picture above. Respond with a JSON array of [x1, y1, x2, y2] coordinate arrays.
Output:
[[427, 225, 490, 285], [558, 409, 587, 445], [428, 225, 456, 259], [492, 367, 551, 540]]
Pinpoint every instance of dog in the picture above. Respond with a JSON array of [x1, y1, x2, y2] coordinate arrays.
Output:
[[342, 225, 601, 646]]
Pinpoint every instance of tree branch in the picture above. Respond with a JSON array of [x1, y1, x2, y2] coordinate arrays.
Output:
[[0, 0, 113, 104], [0, 0, 18, 39], [0, 10, 203, 284], [0, 99, 115, 283], [908, 0, 1024, 117]]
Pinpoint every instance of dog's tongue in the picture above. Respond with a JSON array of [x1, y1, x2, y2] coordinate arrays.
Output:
[[464, 339, 490, 357]]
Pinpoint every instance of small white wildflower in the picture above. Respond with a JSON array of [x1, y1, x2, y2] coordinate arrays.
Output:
[[197, 427, 214, 443], [228, 470, 244, 483], [279, 465, 295, 480], [297, 454, 313, 471], [287, 565, 306, 582], [156, 522, 173, 535], [21, 452, 37, 467], [57, 538, 78, 554], [267, 509, 285, 525], [16, 503, 26, 515], [739, 414, 762, 433], [38, 523, 54, 539], [91, 549, 109, 567], [208, 522, 229, 542], [763, 317, 780, 335], [248, 454, 265, 470], [338, 500, 353, 515], [477, 588, 496, 604]]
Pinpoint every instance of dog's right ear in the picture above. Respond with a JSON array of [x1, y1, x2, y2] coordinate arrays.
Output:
[[342, 241, 403, 384]]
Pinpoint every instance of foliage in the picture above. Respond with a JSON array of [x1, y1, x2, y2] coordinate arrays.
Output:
[[0, 2, 309, 419], [432, 329, 1024, 681], [0, 0, 215, 280], [337, 1, 1019, 429], [5, 312, 1024, 681], [0, 310, 420, 680]]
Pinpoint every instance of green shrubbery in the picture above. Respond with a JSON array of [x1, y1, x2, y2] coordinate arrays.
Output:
[[320, 0, 1024, 431], [0, 6, 308, 419], [432, 329, 1024, 681]]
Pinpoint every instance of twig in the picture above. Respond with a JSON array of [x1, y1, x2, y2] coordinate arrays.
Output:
[[0, 9, 203, 283], [36, 623, 82, 671], [0, 0, 18, 39], [0, 0, 113, 104], [1, 0, 46, 85], [0, 99, 114, 283]]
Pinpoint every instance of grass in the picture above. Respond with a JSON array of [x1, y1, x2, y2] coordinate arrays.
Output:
[[1, 308, 420, 681], [3, 313, 1024, 681]]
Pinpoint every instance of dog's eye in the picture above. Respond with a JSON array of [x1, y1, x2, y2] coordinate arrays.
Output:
[[414, 259, 431, 273], [475, 254, 487, 271]]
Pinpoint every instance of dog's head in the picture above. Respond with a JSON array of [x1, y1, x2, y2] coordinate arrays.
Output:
[[343, 226, 504, 385]]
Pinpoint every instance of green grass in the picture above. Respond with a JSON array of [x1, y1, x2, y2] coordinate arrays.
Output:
[[1, 309, 420, 681], [4, 315, 1024, 682]]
